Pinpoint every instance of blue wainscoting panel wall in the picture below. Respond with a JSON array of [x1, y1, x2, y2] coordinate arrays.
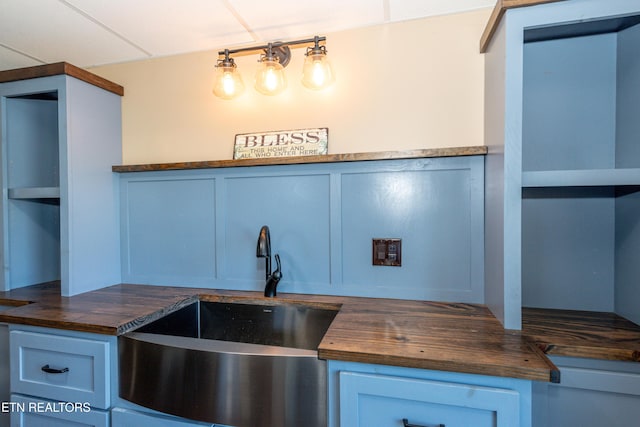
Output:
[[121, 177, 217, 284], [222, 172, 331, 289], [119, 155, 484, 302], [341, 169, 476, 300]]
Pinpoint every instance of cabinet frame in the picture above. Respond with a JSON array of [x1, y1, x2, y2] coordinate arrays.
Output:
[[0, 69, 122, 296], [483, 0, 640, 329]]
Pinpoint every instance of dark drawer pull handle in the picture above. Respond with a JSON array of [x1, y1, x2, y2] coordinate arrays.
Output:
[[403, 419, 445, 427], [41, 364, 69, 374]]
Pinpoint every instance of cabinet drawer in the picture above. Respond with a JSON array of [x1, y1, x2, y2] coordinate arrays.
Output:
[[10, 394, 109, 427], [339, 371, 520, 427], [10, 331, 110, 409]]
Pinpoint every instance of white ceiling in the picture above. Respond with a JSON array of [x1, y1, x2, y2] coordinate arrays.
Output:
[[0, 0, 494, 72]]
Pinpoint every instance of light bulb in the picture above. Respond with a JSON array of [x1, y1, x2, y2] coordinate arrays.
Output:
[[213, 57, 244, 100], [311, 60, 326, 86], [302, 51, 334, 90], [222, 72, 237, 95], [255, 58, 286, 95], [264, 67, 278, 92]]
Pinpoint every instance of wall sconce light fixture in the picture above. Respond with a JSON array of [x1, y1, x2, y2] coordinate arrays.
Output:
[[212, 49, 245, 100], [213, 36, 334, 100]]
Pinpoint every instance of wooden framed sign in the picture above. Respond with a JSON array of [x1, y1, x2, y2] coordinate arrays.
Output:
[[233, 128, 328, 160]]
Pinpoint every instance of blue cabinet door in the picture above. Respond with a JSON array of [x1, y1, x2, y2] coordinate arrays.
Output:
[[339, 371, 520, 427]]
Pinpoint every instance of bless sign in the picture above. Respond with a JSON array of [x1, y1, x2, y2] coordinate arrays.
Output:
[[233, 128, 328, 159]]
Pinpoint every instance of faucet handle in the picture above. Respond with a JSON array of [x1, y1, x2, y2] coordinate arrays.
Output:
[[273, 254, 282, 279], [264, 254, 282, 297]]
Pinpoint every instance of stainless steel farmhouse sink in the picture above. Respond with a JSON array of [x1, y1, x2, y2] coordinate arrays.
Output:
[[118, 300, 339, 427]]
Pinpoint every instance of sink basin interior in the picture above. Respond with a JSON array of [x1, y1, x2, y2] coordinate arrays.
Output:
[[135, 300, 339, 350]]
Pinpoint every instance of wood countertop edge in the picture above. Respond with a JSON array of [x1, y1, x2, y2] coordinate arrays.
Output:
[[112, 146, 488, 173], [318, 347, 557, 383], [480, 0, 566, 53], [0, 314, 118, 335]]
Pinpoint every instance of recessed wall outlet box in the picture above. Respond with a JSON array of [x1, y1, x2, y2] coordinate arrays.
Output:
[[372, 238, 402, 267]]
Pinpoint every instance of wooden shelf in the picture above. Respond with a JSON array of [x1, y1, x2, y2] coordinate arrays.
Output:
[[112, 146, 488, 173], [522, 168, 640, 188], [8, 186, 60, 200]]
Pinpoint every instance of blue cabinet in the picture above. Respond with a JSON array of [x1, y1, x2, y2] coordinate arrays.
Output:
[[329, 361, 532, 427], [7, 326, 115, 427], [0, 67, 122, 296], [533, 357, 640, 427], [484, 0, 640, 328], [484, 0, 640, 422], [9, 330, 110, 409]]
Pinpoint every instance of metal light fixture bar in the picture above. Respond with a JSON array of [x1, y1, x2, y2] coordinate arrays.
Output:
[[218, 36, 326, 60]]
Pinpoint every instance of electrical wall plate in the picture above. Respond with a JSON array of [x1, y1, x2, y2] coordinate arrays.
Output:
[[372, 238, 402, 267]]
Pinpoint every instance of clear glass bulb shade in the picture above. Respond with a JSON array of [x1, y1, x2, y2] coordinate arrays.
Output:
[[213, 66, 244, 100], [301, 53, 334, 90], [254, 59, 287, 96]]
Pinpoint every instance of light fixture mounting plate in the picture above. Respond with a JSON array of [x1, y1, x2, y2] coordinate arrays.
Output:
[[268, 45, 291, 67]]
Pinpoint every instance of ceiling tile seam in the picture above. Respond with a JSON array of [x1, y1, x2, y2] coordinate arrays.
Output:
[[0, 42, 45, 65], [383, 0, 391, 22], [57, 0, 153, 58], [222, 0, 259, 43]]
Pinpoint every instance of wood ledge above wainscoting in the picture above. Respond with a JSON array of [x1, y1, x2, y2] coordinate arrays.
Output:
[[112, 146, 488, 173]]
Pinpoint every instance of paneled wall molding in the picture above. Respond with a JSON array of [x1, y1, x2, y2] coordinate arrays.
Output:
[[119, 155, 485, 302]]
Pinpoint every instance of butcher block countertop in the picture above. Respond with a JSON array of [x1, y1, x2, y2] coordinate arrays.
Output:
[[3, 282, 639, 383]]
